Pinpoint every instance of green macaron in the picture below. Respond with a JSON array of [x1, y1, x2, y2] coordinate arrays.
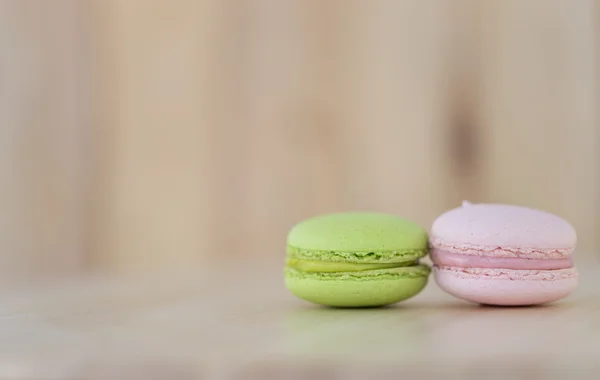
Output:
[[284, 212, 431, 307]]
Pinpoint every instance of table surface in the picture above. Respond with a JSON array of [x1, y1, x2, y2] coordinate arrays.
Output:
[[0, 259, 599, 379]]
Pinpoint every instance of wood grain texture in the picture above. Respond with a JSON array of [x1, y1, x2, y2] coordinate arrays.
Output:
[[220, 0, 351, 260], [339, 0, 454, 227], [0, 0, 90, 281], [0, 0, 598, 275], [92, 0, 226, 271], [0, 260, 597, 379]]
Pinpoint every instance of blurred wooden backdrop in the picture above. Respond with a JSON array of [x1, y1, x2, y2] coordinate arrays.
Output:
[[0, 0, 598, 280]]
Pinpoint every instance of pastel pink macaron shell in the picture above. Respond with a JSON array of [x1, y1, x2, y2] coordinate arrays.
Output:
[[431, 202, 577, 306], [431, 201, 577, 252], [435, 266, 578, 306]]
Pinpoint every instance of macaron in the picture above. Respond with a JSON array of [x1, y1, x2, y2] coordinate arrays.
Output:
[[430, 201, 578, 306], [284, 212, 431, 307]]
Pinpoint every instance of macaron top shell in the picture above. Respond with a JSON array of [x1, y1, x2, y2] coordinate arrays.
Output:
[[287, 212, 428, 253], [431, 202, 577, 253]]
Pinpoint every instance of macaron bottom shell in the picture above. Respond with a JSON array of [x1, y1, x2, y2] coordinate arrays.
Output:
[[284, 266, 430, 308], [434, 266, 578, 306]]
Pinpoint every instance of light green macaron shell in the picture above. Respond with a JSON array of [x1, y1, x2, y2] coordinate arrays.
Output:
[[285, 212, 430, 307]]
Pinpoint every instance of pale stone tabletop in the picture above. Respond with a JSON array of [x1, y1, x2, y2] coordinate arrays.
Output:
[[0, 259, 598, 379]]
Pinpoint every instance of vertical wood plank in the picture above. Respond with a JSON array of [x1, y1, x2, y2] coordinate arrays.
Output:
[[339, 0, 454, 228], [92, 0, 226, 272], [0, 0, 90, 281], [229, 0, 350, 260], [444, 0, 486, 204], [478, 0, 599, 255]]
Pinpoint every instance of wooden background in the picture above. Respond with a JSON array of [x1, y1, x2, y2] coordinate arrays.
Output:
[[0, 0, 598, 282]]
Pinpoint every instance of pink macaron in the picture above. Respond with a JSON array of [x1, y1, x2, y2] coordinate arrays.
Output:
[[430, 201, 578, 306]]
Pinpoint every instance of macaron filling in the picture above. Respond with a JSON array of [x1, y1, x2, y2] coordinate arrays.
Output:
[[286, 258, 419, 273], [431, 248, 573, 270]]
